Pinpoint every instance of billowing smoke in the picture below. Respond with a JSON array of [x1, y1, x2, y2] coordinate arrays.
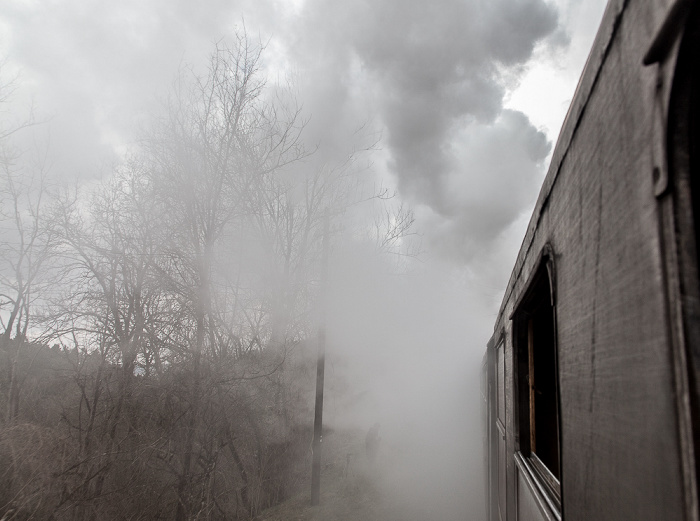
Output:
[[0, 1, 572, 519], [286, 0, 559, 263], [2, 0, 559, 261]]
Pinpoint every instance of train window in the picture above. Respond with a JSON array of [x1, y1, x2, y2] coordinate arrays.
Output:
[[497, 341, 505, 423], [495, 339, 507, 521], [668, 2, 700, 494], [513, 252, 561, 504]]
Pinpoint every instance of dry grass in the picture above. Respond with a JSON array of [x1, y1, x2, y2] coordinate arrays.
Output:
[[255, 427, 388, 521]]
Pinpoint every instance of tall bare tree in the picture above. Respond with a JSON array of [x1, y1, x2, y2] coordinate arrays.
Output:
[[0, 65, 54, 424], [144, 33, 308, 520]]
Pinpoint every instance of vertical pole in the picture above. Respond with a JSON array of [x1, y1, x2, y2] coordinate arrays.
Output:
[[311, 211, 329, 505]]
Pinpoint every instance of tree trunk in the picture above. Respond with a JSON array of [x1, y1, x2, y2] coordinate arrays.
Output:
[[6, 348, 20, 423], [175, 312, 204, 521], [224, 423, 252, 517]]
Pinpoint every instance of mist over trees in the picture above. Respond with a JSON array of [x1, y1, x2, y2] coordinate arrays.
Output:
[[0, 34, 413, 521]]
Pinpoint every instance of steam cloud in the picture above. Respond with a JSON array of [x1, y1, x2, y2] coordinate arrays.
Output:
[[0, 1, 567, 520], [287, 0, 558, 262], [2, 0, 559, 261]]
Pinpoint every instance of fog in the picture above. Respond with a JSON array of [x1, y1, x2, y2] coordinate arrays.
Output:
[[0, 1, 606, 520], [323, 244, 489, 519]]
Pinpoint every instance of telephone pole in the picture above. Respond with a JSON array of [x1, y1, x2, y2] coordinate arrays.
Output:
[[311, 211, 329, 506]]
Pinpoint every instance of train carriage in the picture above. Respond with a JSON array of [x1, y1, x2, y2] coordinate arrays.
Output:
[[483, 0, 700, 520]]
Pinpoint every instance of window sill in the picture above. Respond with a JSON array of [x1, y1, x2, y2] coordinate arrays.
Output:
[[514, 451, 562, 521]]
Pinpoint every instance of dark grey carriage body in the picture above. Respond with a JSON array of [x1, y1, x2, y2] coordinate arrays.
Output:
[[484, 1, 700, 520]]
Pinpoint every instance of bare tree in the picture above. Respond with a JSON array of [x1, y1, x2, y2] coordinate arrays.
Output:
[[372, 200, 421, 262], [144, 33, 308, 521], [0, 32, 417, 521], [40, 161, 166, 519], [0, 71, 55, 423]]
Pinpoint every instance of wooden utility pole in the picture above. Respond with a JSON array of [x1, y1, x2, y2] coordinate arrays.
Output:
[[311, 212, 329, 506]]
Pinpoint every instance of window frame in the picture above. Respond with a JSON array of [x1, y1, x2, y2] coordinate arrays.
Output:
[[511, 244, 562, 511]]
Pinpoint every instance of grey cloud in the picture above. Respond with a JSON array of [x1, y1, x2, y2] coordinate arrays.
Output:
[[1, 0, 257, 178], [484, 0, 561, 64], [289, 0, 561, 262], [424, 109, 550, 261]]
